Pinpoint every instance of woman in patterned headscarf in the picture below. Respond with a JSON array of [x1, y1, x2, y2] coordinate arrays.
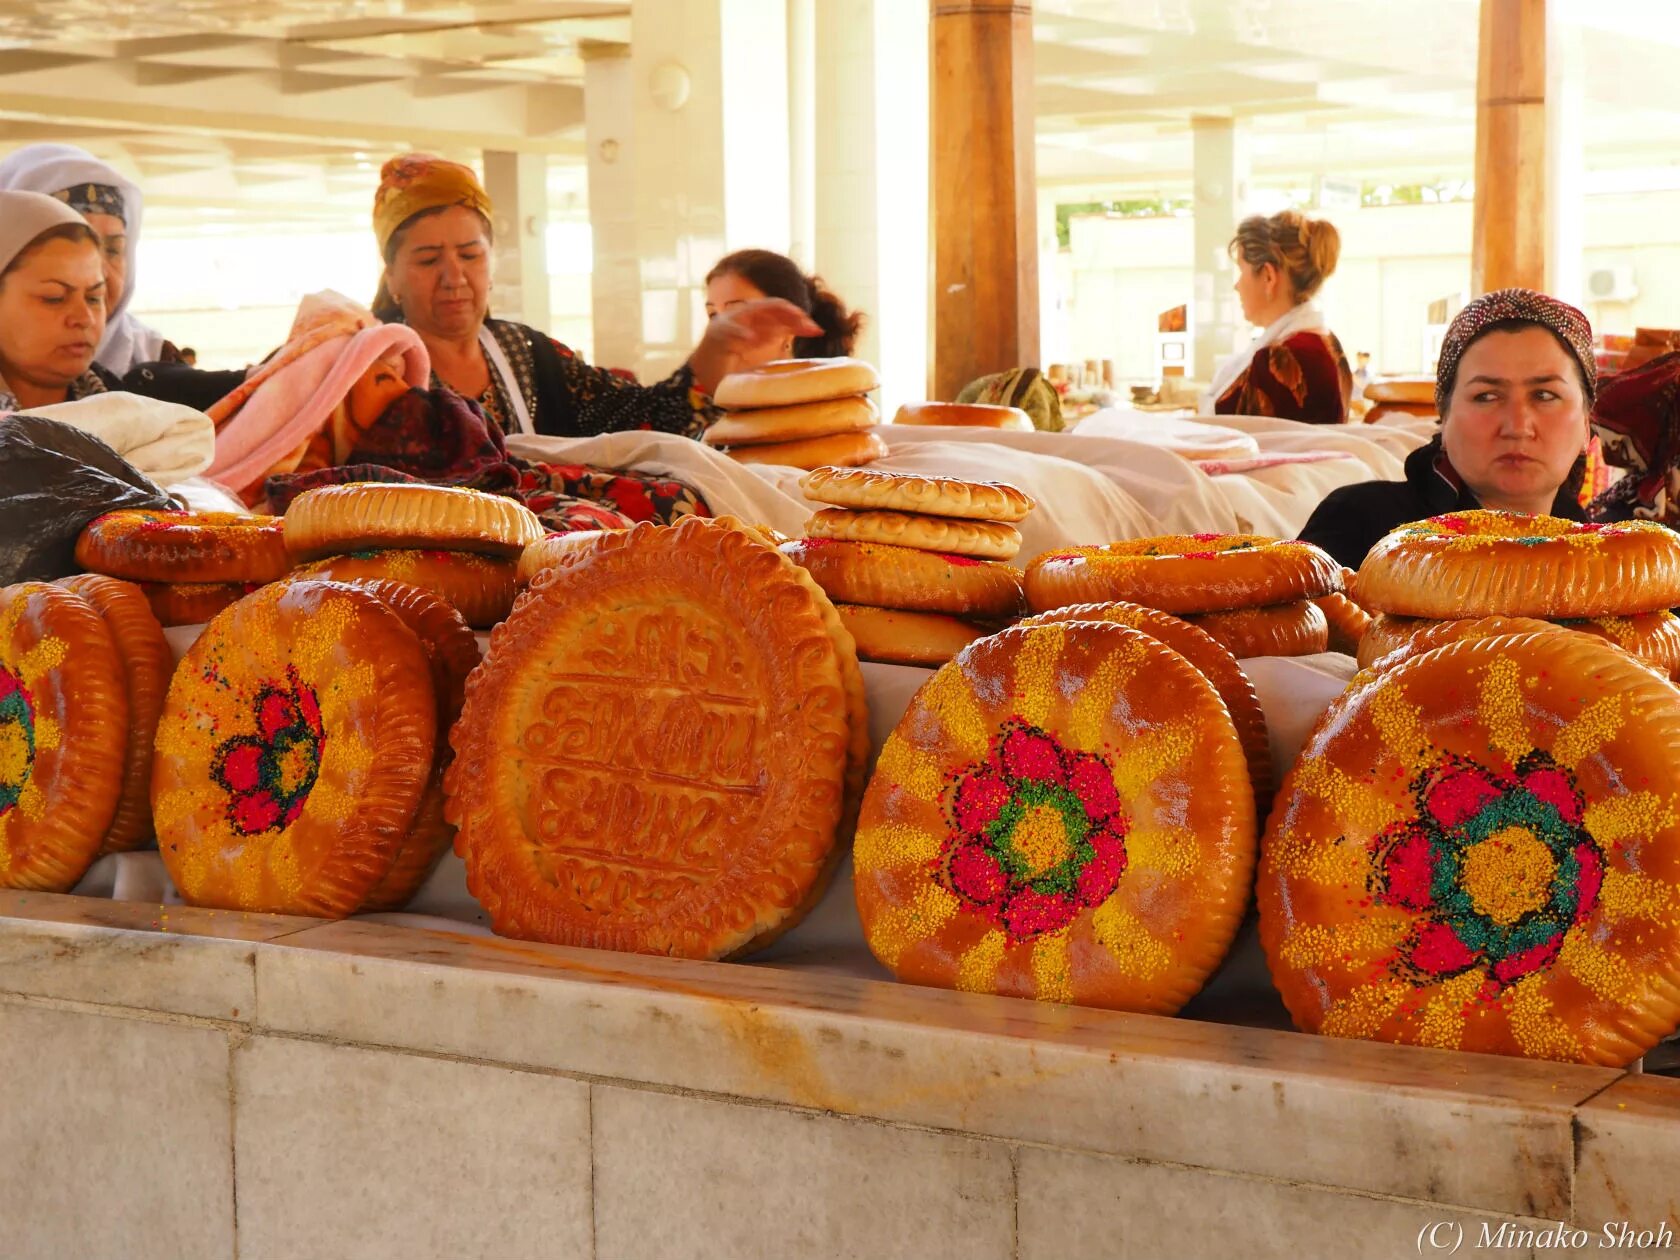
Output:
[[371, 153, 817, 440], [0, 143, 175, 377], [1297, 288, 1597, 567]]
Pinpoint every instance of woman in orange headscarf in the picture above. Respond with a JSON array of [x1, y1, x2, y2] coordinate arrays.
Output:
[[372, 154, 815, 440]]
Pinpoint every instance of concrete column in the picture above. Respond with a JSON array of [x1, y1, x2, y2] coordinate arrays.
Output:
[[1545, 9, 1584, 304], [581, 41, 640, 372], [1472, 0, 1547, 294], [482, 149, 550, 329], [787, 0, 816, 269], [1191, 116, 1250, 380], [627, 0, 790, 382], [813, 0, 928, 414]]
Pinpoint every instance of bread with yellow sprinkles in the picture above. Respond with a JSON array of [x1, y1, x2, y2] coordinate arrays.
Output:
[[0, 582, 128, 890], [1025, 534, 1342, 615], [290, 547, 518, 628]]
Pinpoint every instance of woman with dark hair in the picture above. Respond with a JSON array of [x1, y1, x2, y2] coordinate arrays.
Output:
[[1298, 289, 1597, 568], [704, 248, 863, 365], [1205, 209, 1352, 425], [0, 190, 112, 412], [372, 154, 816, 439]]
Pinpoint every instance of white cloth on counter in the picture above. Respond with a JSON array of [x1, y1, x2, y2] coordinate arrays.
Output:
[[22, 391, 216, 485], [75, 650, 1357, 969]]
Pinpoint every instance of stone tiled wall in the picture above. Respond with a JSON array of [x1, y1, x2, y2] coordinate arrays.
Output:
[[0, 891, 1673, 1260]]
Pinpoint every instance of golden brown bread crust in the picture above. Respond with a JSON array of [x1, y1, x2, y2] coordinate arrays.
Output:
[[890, 401, 1033, 431], [1356, 511, 1680, 619], [702, 396, 878, 447], [712, 357, 879, 409], [723, 429, 887, 470], [780, 538, 1026, 618], [1185, 601, 1331, 659], [1025, 535, 1342, 614], [835, 604, 988, 666], [445, 516, 863, 960], [0, 582, 128, 890], [283, 483, 544, 561], [1020, 600, 1273, 817], [1315, 592, 1373, 656], [55, 574, 172, 854], [137, 581, 262, 627], [1259, 630, 1680, 1065], [854, 621, 1255, 1013], [1362, 378, 1435, 404], [153, 579, 436, 917], [805, 508, 1022, 560], [515, 531, 614, 587], [291, 548, 518, 628], [76, 509, 290, 584], [1357, 611, 1680, 679], [800, 465, 1033, 523]]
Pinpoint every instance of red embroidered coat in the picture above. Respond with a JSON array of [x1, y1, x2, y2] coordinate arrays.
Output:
[[1214, 330, 1353, 425]]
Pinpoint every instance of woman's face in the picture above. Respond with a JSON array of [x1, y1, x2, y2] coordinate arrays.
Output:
[[0, 236, 106, 391], [706, 271, 792, 368], [1440, 327, 1589, 514], [385, 205, 491, 341], [1233, 257, 1284, 326], [82, 211, 127, 313]]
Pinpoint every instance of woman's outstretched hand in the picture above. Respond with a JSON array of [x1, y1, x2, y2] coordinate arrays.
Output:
[[688, 298, 822, 396]]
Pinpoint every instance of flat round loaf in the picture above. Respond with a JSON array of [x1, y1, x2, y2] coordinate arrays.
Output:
[[1358, 611, 1680, 679], [1019, 601, 1272, 818], [1363, 378, 1435, 405], [76, 509, 290, 584], [1259, 630, 1680, 1065], [1026, 535, 1343, 614], [139, 581, 262, 628], [703, 396, 878, 447], [725, 430, 887, 470], [0, 583, 127, 890], [780, 538, 1026, 618], [1357, 511, 1680, 619], [891, 402, 1033, 431], [1185, 601, 1330, 659], [713, 357, 879, 409], [516, 531, 613, 587], [283, 483, 544, 561], [800, 466, 1033, 523], [344, 579, 481, 912], [291, 548, 517, 628], [153, 579, 436, 916], [1315, 592, 1372, 656], [837, 604, 987, 666], [445, 517, 866, 960], [56, 575, 171, 854], [806, 508, 1022, 561], [854, 621, 1255, 1012], [1366, 402, 1438, 423]]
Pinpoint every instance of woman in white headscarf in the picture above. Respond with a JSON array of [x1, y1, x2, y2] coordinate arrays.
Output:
[[0, 142, 171, 376]]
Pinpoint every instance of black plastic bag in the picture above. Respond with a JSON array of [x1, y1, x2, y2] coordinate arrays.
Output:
[[0, 413, 174, 584]]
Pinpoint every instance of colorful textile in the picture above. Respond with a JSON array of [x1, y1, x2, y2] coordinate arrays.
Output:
[[957, 367, 1066, 432], [1435, 288, 1596, 414], [1588, 351, 1680, 524], [372, 154, 492, 260], [1214, 330, 1353, 425], [52, 182, 124, 223]]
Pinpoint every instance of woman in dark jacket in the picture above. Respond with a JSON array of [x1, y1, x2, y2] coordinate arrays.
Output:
[[1299, 289, 1597, 568]]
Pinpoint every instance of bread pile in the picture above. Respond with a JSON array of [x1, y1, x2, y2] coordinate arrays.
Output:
[[780, 466, 1032, 666], [1352, 510, 1680, 679], [891, 402, 1032, 431], [283, 482, 543, 628], [705, 358, 886, 470], [1023, 534, 1345, 660], [74, 507, 292, 626]]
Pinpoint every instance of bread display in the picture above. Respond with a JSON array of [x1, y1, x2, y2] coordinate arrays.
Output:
[[76, 509, 290, 584], [854, 621, 1254, 1011], [705, 358, 884, 471], [283, 482, 543, 561]]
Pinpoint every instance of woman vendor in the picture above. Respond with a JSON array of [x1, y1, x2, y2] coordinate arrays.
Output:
[[1206, 209, 1353, 425], [0, 191, 112, 412], [372, 154, 817, 439], [1298, 288, 1596, 568], [704, 248, 862, 365], [0, 143, 173, 377]]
